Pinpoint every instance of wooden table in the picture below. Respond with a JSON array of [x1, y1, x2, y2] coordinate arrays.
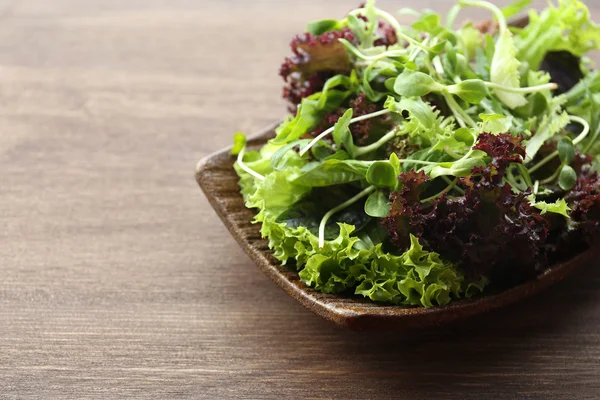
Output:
[[2, 0, 600, 398]]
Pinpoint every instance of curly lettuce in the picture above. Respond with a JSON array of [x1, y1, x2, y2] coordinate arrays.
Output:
[[233, 138, 486, 307], [514, 0, 600, 71]]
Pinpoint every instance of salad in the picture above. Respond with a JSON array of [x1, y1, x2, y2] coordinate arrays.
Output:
[[231, 0, 600, 308]]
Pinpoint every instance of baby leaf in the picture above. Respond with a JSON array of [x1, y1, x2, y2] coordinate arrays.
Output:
[[455, 127, 476, 146], [346, 14, 366, 44], [367, 161, 398, 189], [515, 92, 549, 119], [273, 93, 346, 144], [232, 132, 247, 155], [429, 41, 447, 56], [412, 12, 441, 35], [362, 0, 378, 48], [429, 150, 487, 179], [384, 77, 396, 92], [292, 159, 369, 187], [394, 69, 442, 97], [459, 24, 483, 61], [317, 75, 353, 110], [385, 96, 436, 130], [389, 152, 402, 176], [479, 113, 504, 123], [558, 137, 576, 165], [332, 109, 356, 156], [365, 190, 391, 218], [479, 113, 512, 134], [559, 165, 577, 191], [271, 139, 312, 170], [311, 142, 335, 161], [445, 42, 457, 73], [448, 79, 489, 104], [325, 150, 350, 161], [454, 54, 468, 76]]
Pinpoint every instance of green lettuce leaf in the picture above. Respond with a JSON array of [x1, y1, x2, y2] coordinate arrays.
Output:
[[527, 195, 571, 218], [292, 159, 370, 187], [269, 216, 476, 307], [525, 95, 569, 160], [490, 29, 528, 109], [514, 0, 600, 71], [233, 140, 487, 307], [235, 143, 310, 218], [272, 89, 349, 145]]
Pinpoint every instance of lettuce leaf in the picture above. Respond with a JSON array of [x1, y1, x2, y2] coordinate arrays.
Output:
[[514, 0, 600, 71], [234, 145, 487, 307], [525, 95, 569, 160], [265, 216, 471, 307], [527, 195, 571, 218], [490, 29, 528, 109]]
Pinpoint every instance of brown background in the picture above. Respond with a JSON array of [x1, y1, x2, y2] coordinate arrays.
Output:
[[1, 0, 600, 398]]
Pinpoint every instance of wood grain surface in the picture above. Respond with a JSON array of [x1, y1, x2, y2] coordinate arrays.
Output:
[[1, 0, 599, 398]]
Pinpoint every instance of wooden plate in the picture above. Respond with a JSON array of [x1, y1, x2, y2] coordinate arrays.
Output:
[[195, 123, 599, 331]]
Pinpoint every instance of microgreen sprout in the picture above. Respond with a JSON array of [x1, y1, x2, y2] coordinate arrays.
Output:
[[299, 109, 390, 156], [528, 115, 590, 175], [232, 133, 265, 181], [318, 185, 376, 248]]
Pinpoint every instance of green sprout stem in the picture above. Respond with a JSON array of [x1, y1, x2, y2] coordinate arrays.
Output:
[[517, 164, 534, 188], [505, 166, 530, 193], [444, 93, 477, 129], [583, 125, 600, 153], [541, 163, 564, 185], [399, 159, 441, 166], [369, 8, 429, 51], [237, 146, 265, 181], [432, 56, 445, 77], [446, 4, 462, 28], [528, 116, 591, 174], [299, 109, 390, 156], [484, 82, 558, 94], [421, 178, 459, 203], [408, 37, 430, 62], [446, 99, 466, 128], [318, 186, 376, 248], [340, 39, 408, 61], [354, 128, 398, 157], [423, 57, 439, 80], [442, 175, 465, 195], [444, 146, 464, 160], [367, 159, 441, 166], [528, 150, 557, 175], [362, 49, 408, 61], [571, 116, 592, 145]]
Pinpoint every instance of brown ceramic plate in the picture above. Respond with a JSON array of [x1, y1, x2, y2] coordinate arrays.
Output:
[[196, 122, 599, 331]]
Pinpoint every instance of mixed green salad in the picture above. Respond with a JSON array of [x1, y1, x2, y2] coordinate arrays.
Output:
[[231, 0, 600, 307]]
